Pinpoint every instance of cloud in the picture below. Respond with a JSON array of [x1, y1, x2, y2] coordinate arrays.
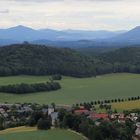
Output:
[[0, 0, 140, 30], [2, 0, 63, 2], [1, 0, 122, 2]]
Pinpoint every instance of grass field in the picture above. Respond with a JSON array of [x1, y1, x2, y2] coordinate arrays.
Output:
[[0, 128, 86, 140], [0, 73, 139, 105]]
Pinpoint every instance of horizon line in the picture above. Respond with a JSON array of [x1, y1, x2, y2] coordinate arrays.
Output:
[[0, 24, 133, 32]]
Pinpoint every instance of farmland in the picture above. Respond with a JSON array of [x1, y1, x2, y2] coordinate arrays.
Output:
[[0, 127, 86, 140], [0, 73, 139, 105], [96, 100, 140, 113], [112, 100, 140, 110]]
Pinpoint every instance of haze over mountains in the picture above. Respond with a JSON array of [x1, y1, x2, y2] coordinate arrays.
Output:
[[0, 25, 140, 48], [0, 25, 122, 41]]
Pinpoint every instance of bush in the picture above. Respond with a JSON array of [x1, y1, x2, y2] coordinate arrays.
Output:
[[37, 118, 52, 130], [28, 118, 36, 126], [52, 74, 62, 80]]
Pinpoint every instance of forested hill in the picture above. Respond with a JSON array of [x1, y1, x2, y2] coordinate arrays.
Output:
[[100, 47, 140, 73], [0, 44, 97, 77], [101, 47, 140, 64], [0, 44, 139, 77], [77, 46, 140, 74]]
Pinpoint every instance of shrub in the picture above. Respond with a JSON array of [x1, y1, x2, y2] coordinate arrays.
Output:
[[52, 74, 62, 80], [37, 118, 52, 130]]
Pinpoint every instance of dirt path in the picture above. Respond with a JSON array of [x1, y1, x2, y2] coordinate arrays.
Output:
[[68, 129, 89, 140], [0, 126, 36, 135]]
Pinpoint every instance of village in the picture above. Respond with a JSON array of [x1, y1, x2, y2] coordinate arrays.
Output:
[[0, 102, 140, 138]]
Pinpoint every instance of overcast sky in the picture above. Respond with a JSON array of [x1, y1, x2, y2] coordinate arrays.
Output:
[[0, 0, 140, 30]]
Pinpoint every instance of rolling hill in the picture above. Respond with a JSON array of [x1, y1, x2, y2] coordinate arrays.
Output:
[[0, 44, 96, 77], [0, 128, 86, 140], [0, 44, 140, 77]]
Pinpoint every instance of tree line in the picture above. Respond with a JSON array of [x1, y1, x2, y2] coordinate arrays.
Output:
[[73, 96, 140, 110], [0, 82, 61, 94]]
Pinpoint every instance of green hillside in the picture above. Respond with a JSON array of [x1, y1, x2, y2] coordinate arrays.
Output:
[[0, 128, 86, 140], [0, 73, 139, 105]]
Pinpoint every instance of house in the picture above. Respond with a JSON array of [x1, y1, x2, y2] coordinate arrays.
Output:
[[130, 113, 138, 121], [56, 105, 72, 112], [51, 112, 58, 126], [135, 122, 140, 137], [48, 107, 54, 115], [89, 113, 109, 121], [110, 113, 125, 119], [0, 108, 5, 114], [131, 113, 138, 117], [74, 109, 90, 115], [42, 108, 48, 115], [118, 118, 126, 123]]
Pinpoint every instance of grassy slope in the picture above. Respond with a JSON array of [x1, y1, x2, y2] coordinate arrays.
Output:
[[0, 73, 139, 105], [0, 75, 50, 85], [0, 128, 85, 140]]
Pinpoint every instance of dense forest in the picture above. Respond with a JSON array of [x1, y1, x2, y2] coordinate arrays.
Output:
[[0, 44, 96, 77], [78, 46, 140, 74], [100, 47, 140, 73], [0, 44, 139, 77]]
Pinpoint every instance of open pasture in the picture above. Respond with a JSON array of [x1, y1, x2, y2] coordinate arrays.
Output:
[[0, 128, 86, 140], [0, 73, 139, 105]]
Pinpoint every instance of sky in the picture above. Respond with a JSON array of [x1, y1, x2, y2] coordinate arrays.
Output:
[[0, 0, 140, 30]]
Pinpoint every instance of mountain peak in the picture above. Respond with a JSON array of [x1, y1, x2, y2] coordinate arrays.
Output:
[[130, 26, 140, 31], [8, 25, 35, 31], [15, 25, 27, 28]]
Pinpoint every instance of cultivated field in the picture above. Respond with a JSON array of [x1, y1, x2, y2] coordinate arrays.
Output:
[[0, 73, 139, 105], [0, 128, 86, 140], [112, 100, 140, 110]]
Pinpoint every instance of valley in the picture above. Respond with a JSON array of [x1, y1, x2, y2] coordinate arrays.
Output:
[[0, 44, 139, 140], [1, 0, 140, 139], [0, 73, 139, 108]]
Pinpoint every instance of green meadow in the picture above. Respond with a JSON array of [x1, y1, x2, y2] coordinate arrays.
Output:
[[0, 73, 139, 105], [0, 128, 86, 140]]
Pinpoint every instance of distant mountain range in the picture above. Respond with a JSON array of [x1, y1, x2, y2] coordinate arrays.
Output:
[[0, 25, 140, 48], [0, 25, 123, 42]]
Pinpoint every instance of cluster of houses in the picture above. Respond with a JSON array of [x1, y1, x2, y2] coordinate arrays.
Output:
[[0, 103, 32, 128], [0, 103, 58, 128], [74, 106, 140, 137], [0, 103, 140, 138]]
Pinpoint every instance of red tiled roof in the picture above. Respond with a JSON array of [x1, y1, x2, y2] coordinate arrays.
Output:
[[90, 113, 109, 119], [74, 109, 89, 115]]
